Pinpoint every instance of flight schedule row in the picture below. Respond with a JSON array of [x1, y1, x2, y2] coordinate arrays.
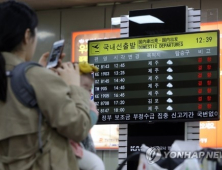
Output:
[[93, 87, 217, 99], [93, 79, 218, 92], [97, 102, 217, 114], [94, 63, 217, 77], [94, 72, 217, 85], [94, 95, 218, 107]]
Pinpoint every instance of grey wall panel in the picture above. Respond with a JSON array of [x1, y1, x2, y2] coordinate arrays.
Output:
[[201, 0, 222, 21], [61, 7, 105, 62], [97, 150, 119, 170], [33, 10, 61, 62], [33, 0, 222, 63], [152, 0, 200, 9], [103, 150, 119, 170], [105, 2, 151, 28], [97, 150, 104, 159]]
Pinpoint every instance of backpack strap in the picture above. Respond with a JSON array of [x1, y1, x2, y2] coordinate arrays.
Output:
[[6, 62, 44, 153], [7, 62, 41, 108]]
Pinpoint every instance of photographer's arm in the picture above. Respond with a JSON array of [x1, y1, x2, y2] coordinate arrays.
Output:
[[26, 66, 91, 142]]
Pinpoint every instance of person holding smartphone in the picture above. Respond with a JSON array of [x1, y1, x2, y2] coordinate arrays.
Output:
[[0, 1, 91, 170]]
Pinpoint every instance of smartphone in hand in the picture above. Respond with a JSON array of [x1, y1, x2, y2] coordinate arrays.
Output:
[[46, 39, 65, 69]]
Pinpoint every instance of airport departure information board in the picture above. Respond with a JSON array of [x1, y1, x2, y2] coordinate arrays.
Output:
[[88, 30, 220, 124]]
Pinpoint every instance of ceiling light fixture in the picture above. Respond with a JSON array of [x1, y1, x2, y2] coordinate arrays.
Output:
[[111, 15, 164, 25]]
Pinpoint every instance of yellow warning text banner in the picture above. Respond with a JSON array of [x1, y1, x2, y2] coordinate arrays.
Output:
[[89, 31, 218, 56]]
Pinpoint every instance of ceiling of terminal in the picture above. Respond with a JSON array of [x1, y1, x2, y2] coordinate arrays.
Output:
[[0, 0, 152, 10]]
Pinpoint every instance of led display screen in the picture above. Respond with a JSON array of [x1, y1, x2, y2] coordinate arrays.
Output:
[[88, 30, 220, 124]]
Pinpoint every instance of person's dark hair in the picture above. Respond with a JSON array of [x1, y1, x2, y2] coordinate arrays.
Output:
[[0, 1, 38, 102]]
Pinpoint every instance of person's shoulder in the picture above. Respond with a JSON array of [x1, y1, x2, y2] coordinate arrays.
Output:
[[26, 65, 63, 83], [27, 65, 54, 75]]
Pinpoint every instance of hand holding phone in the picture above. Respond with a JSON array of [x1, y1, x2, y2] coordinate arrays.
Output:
[[46, 40, 65, 69]]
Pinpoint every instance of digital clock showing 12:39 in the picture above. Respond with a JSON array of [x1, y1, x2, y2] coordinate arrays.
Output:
[[196, 36, 213, 43]]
